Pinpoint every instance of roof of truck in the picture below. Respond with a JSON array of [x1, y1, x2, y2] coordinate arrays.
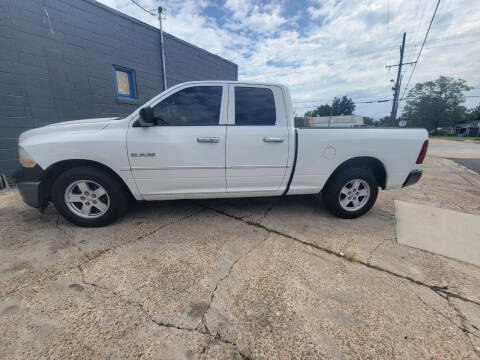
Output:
[[176, 80, 286, 88]]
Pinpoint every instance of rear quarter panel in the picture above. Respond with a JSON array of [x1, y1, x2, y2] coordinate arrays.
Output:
[[289, 128, 428, 194]]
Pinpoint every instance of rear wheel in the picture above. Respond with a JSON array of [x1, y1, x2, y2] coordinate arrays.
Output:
[[323, 167, 378, 219], [51, 166, 127, 227]]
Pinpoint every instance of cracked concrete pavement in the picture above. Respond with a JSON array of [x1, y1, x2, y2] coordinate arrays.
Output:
[[1, 152, 480, 358]]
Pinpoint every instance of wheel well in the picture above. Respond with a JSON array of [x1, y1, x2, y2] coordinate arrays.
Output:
[[324, 157, 387, 190], [40, 160, 135, 202]]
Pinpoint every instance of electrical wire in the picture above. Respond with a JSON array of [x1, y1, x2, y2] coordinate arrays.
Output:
[[400, 0, 441, 100], [294, 95, 480, 112], [241, 29, 478, 79], [129, 0, 157, 16]]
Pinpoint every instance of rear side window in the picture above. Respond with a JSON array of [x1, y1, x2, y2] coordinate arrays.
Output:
[[153, 86, 222, 126], [235, 87, 276, 125]]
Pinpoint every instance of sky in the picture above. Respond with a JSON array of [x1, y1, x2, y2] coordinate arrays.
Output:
[[98, 0, 480, 119]]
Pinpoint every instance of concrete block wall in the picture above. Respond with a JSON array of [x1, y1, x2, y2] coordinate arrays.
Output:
[[0, 0, 237, 178]]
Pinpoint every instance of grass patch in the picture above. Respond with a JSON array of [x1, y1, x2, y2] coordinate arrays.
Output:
[[430, 135, 480, 142], [344, 249, 357, 262]]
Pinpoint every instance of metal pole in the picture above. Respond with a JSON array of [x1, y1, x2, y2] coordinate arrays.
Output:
[[158, 6, 167, 91], [393, 74, 402, 122], [391, 32, 406, 125]]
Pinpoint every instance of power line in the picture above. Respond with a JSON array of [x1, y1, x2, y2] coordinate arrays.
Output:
[[294, 98, 395, 109], [294, 95, 480, 111], [129, 0, 157, 16], [400, 0, 441, 100], [412, 0, 428, 46], [400, 95, 480, 101], [241, 30, 479, 79]]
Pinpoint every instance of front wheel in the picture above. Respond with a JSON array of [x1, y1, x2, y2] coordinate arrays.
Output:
[[51, 166, 128, 227], [323, 167, 378, 219]]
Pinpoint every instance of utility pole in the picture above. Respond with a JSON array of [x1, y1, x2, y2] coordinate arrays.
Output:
[[390, 32, 405, 125], [393, 74, 402, 122], [158, 6, 167, 91], [386, 32, 416, 126]]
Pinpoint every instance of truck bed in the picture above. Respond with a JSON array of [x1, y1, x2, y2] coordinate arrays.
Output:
[[287, 128, 428, 195]]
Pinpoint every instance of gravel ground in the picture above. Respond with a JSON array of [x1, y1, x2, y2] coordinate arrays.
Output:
[[1, 156, 480, 359]]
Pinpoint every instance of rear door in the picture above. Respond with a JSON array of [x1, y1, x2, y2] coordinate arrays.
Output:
[[127, 84, 227, 199], [225, 85, 290, 194]]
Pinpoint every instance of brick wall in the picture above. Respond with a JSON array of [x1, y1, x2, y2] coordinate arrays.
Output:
[[0, 0, 237, 178]]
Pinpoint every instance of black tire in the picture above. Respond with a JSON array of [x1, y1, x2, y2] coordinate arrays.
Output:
[[51, 166, 128, 227], [323, 167, 378, 219]]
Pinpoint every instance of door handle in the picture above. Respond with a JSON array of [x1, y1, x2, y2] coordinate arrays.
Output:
[[263, 137, 284, 143], [197, 136, 220, 143]]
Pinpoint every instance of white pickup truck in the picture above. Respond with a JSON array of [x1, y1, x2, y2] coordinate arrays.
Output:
[[13, 81, 428, 227]]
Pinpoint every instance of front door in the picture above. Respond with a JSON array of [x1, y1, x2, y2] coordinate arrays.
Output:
[[225, 85, 290, 194], [127, 84, 228, 199]]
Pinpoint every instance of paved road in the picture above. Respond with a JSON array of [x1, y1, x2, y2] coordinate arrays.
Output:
[[1, 156, 480, 359], [451, 158, 480, 174], [428, 138, 480, 158]]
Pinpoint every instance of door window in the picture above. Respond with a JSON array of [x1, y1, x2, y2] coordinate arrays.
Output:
[[152, 86, 222, 126], [235, 87, 276, 125]]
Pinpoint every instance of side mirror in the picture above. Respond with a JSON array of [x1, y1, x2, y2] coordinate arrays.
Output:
[[138, 106, 154, 127]]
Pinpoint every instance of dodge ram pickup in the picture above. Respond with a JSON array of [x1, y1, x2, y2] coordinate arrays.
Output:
[[13, 81, 428, 227]]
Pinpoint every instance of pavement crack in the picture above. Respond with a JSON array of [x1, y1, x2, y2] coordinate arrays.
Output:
[[77, 263, 250, 359], [443, 294, 480, 356], [260, 197, 283, 223], [198, 231, 270, 331], [70, 207, 249, 359], [134, 208, 204, 241], [55, 216, 85, 256], [374, 210, 394, 220], [415, 293, 479, 342], [366, 238, 390, 264], [198, 203, 480, 307], [70, 209, 204, 271]]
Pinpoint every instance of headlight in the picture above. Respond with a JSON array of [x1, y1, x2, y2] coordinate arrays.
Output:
[[18, 146, 36, 168]]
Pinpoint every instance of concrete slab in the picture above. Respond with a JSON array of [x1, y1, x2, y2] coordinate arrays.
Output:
[[2, 155, 480, 358], [428, 138, 480, 159], [395, 200, 480, 266]]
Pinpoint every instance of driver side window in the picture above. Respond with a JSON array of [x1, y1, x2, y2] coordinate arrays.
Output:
[[152, 86, 222, 126]]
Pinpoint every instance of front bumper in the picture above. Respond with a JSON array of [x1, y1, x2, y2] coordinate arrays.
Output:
[[403, 169, 423, 187], [12, 165, 48, 209], [16, 181, 43, 208]]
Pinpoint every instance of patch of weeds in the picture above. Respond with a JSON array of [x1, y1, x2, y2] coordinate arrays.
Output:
[[344, 249, 357, 262]]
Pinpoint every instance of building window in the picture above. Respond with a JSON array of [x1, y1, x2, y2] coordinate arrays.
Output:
[[113, 65, 137, 100]]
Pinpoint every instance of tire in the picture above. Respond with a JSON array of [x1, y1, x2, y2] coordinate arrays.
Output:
[[323, 167, 378, 219], [51, 166, 128, 227]]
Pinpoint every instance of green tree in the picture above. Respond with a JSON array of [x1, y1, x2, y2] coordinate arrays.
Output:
[[304, 96, 356, 117], [375, 116, 392, 127], [402, 76, 472, 134], [315, 104, 333, 116], [362, 116, 374, 126], [466, 104, 480, 122]]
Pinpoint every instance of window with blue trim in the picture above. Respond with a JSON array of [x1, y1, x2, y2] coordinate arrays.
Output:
[[113, 65, 137, 100]]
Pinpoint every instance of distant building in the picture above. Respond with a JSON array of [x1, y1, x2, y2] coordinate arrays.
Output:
[[455, 121, 480, 137], [307, 115, 364, 128]]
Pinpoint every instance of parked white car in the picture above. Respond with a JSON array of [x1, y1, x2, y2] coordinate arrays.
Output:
[[14, 81, 428, 227]]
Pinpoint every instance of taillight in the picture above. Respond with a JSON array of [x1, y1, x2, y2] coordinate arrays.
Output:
[[416, 140, 428, 164]]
